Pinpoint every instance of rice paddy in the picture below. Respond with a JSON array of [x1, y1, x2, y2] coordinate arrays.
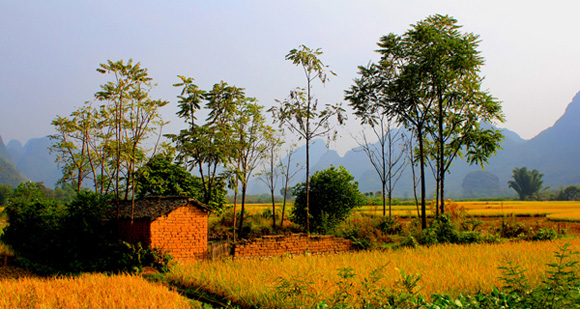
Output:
[[166, 238, 580, 308], [0, 273, 204, 308]]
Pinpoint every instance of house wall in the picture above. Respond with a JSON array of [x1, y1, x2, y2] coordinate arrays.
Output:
[[233, 234, 354, 258], [118, 220, 151, 246], [150, 205, 208, 261]]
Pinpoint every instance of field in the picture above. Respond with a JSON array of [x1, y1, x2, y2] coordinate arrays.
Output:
[[357, 200, 580, 218], [0, 272, 206, 308], [225, 200, 580, 220], [166, 238, 580, 308], [2, 200, 580, 308]]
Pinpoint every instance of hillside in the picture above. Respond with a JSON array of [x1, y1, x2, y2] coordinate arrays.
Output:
[[0, 135, 27, 186]]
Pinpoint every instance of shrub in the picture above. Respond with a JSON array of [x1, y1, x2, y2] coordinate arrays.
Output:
[[2, 186, 173, 274], [377, 216, 404, 235], [291, 166, 366, 234], [457, 231, 482, 244], [533, 228, 557, 241]]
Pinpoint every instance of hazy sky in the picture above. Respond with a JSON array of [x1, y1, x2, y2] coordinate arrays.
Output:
[[2, 1, 579, 153]]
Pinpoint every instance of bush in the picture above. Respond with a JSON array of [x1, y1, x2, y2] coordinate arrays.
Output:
[[457, 231, 482, 244], [532, 228, 557, 241], [377, 217, 404, 235], [2, 186, 172, 274], [336, 218, 393, 250], [291, 166, 366, 234]]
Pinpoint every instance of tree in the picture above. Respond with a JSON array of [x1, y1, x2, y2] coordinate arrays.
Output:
[[270, 45, 346, 233], [51, 59, 168, 207], [170, 77, 240, 211], [95, 59, 169, 205], [346, 64, 407, 218], [348, 48, 433, 228], [508, 167, 544, 200], [291, 166, 365, 234], [0, 184, 11, 206], [134, 152, 206, 201], [278, 144, 304, 228], [229, 101, 276, 239], [348, 15, 504, 228], [255, 132, 284, 229], [558, 185, 580, 201], [402, 15, 504, 215]]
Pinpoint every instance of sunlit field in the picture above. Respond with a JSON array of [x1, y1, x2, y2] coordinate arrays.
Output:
[[358, 201, 580, 218], [0, 273, 202, 309], [223, 200, 580, 222], [167, 238, 580, 308]]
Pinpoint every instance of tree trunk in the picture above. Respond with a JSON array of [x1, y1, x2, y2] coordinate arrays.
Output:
[[237, 182, 247, 239], [418, 125, 427, 229]]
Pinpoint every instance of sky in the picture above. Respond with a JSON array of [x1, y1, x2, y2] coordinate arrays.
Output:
[[2, 0, 579, 154]]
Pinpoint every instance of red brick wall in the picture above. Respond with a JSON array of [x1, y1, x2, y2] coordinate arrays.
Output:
[[118, 220, 151, 246], [150, 205, 208, 261], [233, 234, 354, 258]]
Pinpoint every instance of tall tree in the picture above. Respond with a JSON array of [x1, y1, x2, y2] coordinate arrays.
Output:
[[403, 15, 504, 214], [508, 167, 544, 200], [170, 77, 238, 211], [348, 15, 504, 228], [94, 59, 168, 205], [279, 144, 304, 228], [269, 45, 345, 233], [255, 132, 284, 229], [51, 59, 167, 212], [230, 101, 276, 239]]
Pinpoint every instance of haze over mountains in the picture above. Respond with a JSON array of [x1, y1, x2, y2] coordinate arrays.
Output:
[[1, 91, 580, 198]]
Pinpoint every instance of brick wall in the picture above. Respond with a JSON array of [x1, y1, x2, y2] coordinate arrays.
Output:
[[150, 205, 208, 261], [118, 220, 151, 245], [233, 234, 354, 258]]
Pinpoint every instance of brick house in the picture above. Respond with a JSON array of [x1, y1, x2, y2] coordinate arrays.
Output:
[[116, 196, 210, 261]]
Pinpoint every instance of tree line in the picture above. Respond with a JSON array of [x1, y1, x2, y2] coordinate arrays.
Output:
[[48, 14, 506, 234]]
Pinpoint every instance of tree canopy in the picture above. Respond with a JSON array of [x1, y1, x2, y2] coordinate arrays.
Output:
[[347, 14, 504, 228], [291, 166, 365, 234], [508, 167, 544, 200]]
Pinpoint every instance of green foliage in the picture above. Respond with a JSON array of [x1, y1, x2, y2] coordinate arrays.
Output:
[[0, 184, 12, 206], [291, 166, 366, 234], [135, 153, 205, 201], [508, 167, 545, 200], [2, 187, 172, 274], [555, 185, 580, 201], [0, 156, 27, 187], [533, 228, 558, 241], [52, 59, 168, 199]]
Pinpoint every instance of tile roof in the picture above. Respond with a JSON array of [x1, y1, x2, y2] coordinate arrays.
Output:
[[114, 196, 210, 220]]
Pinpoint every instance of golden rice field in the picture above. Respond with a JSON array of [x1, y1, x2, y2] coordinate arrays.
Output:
[[228, 200, 580, 217], [358, 200, 580, 218], [166, 238, 580, 308], [0, 273, 204, 309]]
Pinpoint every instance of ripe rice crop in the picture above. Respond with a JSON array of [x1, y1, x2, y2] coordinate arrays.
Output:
[[0, 273, 200, 308], [548, 210, 580, 222], [358, 201, 580, 218], [167, 238, 580, 308]]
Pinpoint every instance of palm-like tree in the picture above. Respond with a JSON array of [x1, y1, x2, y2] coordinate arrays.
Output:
[[508, 167, 544, 200]]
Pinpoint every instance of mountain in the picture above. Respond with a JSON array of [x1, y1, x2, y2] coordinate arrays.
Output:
[[0, 135, 27, 186], [3, 92, 580, 196], [7, 136, 60, 188], [265, 91, 580, 198]]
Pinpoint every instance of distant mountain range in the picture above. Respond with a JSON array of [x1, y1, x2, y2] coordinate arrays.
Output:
[[2, 91, 580, 198]]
